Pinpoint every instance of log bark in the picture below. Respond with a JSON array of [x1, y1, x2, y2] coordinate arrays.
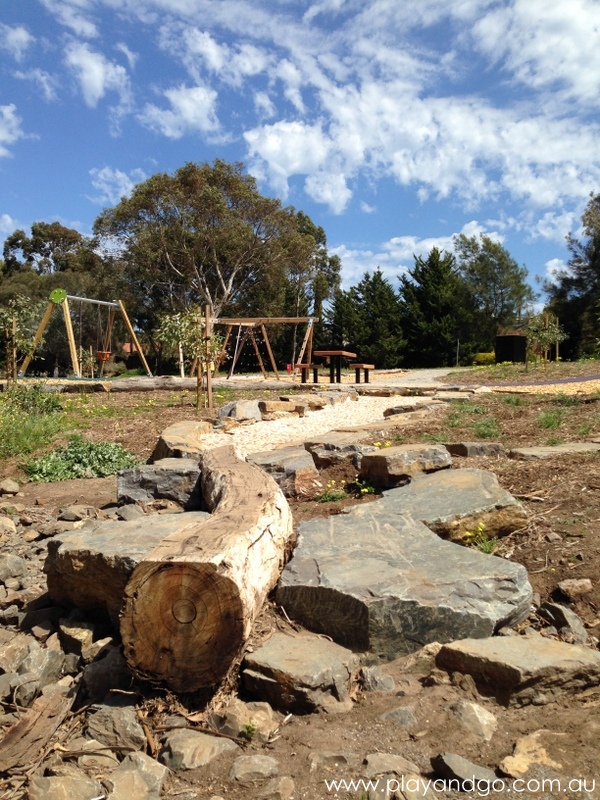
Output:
[[120, 445, 293, 693]]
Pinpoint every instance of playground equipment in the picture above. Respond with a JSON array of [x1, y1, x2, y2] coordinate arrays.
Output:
[[20, 289, 152, 378], [212, 316, 317, 380]]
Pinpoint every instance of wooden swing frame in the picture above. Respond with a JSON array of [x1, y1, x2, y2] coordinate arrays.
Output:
[[210, 316, 317, 380], [20, 292, 152, 379]]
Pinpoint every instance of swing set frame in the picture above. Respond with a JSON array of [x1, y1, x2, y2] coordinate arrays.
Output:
[[20, 289, 152, 378]]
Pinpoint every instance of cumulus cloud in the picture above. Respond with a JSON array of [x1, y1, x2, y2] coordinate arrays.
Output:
[[88, 166, 147, 205], [14, 69, 59, 102], [0, 213, 18, 235], [545, 257, 568, 284], [0, 105, 25, 158], [0, 24, 34, 62], [139, 84, 219, 138], [64, 41, 131, 110]]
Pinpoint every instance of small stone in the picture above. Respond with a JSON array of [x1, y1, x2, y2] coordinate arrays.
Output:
[[0, 479, 20, 495], [363, 752, 420, 778], [230, 754, 280, 782], [86, 700, 147, 751], [538, 602, 587, 645], [447, 700, 497, 741], [557, 578, 593, 600], [379, 706, 417, 728], [258, 776, 295, 800], [362, 666, 395, 692], [160, 728, 240, 770]]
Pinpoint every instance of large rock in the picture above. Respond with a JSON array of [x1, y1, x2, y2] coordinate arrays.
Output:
[[304, 432, 377, 469], [248, 446, 319, 497], [374, 469, 527, 541], [242, 631, 360, 713], [45, 512, 209, 617], [277, 503, 531, 659], [160, 728, 240, 769], [117, 459, 202, 509], [436, 635, 600, 706], [150, 419, 214, 461], [360, 443, 452, 487], [218, 399, 262, 422]]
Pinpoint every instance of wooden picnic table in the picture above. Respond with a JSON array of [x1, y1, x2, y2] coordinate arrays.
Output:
[[313, 350, 357, 383]]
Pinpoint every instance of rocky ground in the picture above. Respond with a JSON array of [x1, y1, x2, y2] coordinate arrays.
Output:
[[0, 371, 600, 800]]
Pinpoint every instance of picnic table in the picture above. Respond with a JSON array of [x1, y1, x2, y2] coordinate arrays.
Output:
[[313, 350, 357, 383]]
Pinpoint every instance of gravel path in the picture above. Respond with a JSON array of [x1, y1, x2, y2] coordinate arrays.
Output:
[[200, 394, 427, 456]]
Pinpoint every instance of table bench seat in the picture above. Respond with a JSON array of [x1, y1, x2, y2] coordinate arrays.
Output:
[[296, 363, 319, 383], [350, 362, 375, 383]]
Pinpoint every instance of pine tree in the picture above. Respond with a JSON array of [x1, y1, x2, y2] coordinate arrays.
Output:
[[398, 248, 482, 367]]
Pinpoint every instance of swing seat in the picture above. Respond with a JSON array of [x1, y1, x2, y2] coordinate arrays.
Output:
[[96, 350, 112, 362]]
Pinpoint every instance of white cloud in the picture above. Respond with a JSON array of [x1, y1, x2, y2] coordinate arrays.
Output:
[[139, 84, 219, 138], [14, 69, 59, 102], [0, 24, 34, 62], [88, 166, 147, 205], [0, 213, 18, 235], [245, 120, 331, 196], [39, 0, 98, 38], [254, 91, 276, 118], [360, 201, 376, 214], [0, 105, 25, 158], [115, 43, 138, 70], [545, 257, 568, 284], [471, 0, 600, 105], [64, 42, 131, 109]]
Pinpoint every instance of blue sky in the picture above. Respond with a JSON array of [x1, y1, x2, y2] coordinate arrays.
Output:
[[1, 0, 599, 300]]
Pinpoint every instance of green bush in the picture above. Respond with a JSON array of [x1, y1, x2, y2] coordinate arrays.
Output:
[[473, 352, 496, 366], [22, 435, 139, 482], [4, 384, 64, 414], [0, 384, 66, 458]]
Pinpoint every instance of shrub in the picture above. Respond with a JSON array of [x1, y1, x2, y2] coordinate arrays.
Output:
[[22, 435, 139, 482], [473, 352, 496, 366]]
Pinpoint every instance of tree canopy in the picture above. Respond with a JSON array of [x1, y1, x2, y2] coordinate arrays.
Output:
[[453, 233, 535, 347], [93, 160, 326, 321], [546, 192, 600, 359]]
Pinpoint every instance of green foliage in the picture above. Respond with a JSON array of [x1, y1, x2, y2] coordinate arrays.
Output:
[[453, 233, 536, 347], [501, 394, 526, 406], [473, 352, 496, 366], [327, 269, 404, 368], [398, 248, 482, 367], [241, 722, 257, 741], [4, 384, 63, 414], [525, 314, 567, 365], [23, 435, 139, 482], [472, 417, 501, 439]]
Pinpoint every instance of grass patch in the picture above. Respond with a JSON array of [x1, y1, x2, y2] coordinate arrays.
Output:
[[538, 409, 568, 430], [22, 435, 139, 482], [501, 394, 526, 406], [0, 384, 67, 458], [472, 417, 501, 439]]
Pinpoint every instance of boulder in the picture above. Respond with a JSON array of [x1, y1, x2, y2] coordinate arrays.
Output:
[[218, 399, 262, 422], [86, 699, 146, 751], [373, 468, 527, 541], [436, 635, 600, 706], [117, 459, 202, 509], [242, 631, 360, 713], [160, 728, 240, 770], [248, 446, 319, 497], [150, 419, 214, 461], [360, 443, 452, 487], [277, 503, 531, 659], [304, 431, 377, 469], [444, 442, 506, 458], [45, 512, 209, 617]]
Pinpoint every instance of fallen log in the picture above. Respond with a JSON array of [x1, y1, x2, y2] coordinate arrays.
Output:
[[120, 445, 294, 693]]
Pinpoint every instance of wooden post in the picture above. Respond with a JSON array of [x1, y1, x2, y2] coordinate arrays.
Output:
[[62, 298, 80, 378], [205, 304, 213, 410], [117, 300, 152, 377], [260, 323, 280, 380], [20, 301, 55, 377], [249, 328, 267, 379]]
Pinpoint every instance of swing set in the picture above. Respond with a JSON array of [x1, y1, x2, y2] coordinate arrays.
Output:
[[20, 288, 152, 378]]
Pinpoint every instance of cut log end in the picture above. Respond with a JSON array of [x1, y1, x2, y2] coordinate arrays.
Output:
[[121, 561, 244, 692]]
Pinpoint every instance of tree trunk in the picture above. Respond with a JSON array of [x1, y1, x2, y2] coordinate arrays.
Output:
[[120, 445, 293, 693]]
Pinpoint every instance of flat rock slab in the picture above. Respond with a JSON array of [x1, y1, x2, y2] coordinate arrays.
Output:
[[436, 635, 600, 706], [277, 503, 531, 660], [242, 631, 360, 713], [360, 443, 452, 487], [45, 512, 209, 617], [151, 420, 214, 461], [247, 447, 318, 497], [375, 468, 527, 540], [117, 459, 202, 509], [509, 442, 600, 460]]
